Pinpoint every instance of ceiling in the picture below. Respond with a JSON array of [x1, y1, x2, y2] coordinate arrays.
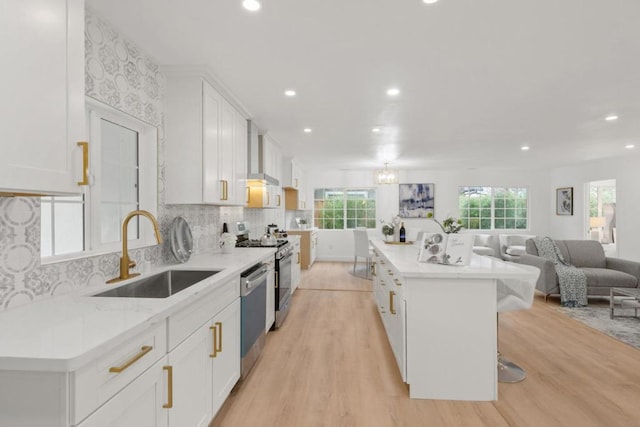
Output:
[[86, 0, 640, 173]]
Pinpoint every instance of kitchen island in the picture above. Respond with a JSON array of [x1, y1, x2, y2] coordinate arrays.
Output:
[[370, 239, 539, 401]]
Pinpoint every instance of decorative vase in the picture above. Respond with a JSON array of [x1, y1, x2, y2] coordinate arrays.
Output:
[[222, 244, 234, 254]]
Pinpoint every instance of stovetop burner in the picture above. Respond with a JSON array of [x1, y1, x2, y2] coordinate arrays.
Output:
[[236, 239, 289, 248]]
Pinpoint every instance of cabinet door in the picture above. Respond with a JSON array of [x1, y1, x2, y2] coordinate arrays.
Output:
[[211, 299, 241, 417], [292, 244, 301, 293], [202, 82, 222, 204], [78, 357, 169, 427], [1, 0, 84, 195], [234, 113, 248, 206], [218, 98, 236, 205], [266, 262, 275, 332], [310, 232, 318, 266], [167, 326, 213, 427], [388, 291, 406, 381]]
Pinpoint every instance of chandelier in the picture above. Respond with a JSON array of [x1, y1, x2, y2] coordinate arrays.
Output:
[[374, 163, 399, 185]]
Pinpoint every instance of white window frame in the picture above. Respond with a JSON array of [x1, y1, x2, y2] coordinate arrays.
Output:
[[458, 186, 529, 231], [41, 98, 158, 263]]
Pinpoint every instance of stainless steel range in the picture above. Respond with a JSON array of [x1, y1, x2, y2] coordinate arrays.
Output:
[[235, 222, 293, 329]]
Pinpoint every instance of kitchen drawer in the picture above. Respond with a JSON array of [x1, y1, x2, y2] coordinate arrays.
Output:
[[167, 276, 239, 351], [71, 322, 167, 425]]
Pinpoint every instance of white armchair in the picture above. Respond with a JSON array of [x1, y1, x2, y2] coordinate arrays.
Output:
[[498, 234, 536, 262], [472, 234, 499, 257]]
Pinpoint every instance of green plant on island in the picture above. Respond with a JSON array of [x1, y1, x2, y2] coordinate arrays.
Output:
[[427, 212, 464, 234]]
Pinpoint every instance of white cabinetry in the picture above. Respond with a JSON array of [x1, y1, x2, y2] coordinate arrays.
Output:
[[0, 276, 241, 427], [291, 237, 301, 294], [372, 249, 406, 380], [77, 356, 169, 427], [286, 230, 317, 269], [260, 135, 282, 183], [165, 74, 247, 205], [1, 0, 85, 195], [265, 258, 275, 332]]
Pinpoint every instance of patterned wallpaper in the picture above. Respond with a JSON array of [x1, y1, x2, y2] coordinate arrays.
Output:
[[0, 9, 252, 310]]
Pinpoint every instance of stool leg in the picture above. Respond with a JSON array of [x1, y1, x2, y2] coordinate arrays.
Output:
[[497, 314, 526, 383]]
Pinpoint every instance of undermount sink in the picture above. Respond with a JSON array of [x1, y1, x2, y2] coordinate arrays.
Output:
[[92, 270, 220, 298]]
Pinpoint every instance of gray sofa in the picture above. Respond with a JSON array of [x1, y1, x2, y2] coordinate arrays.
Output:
[[519, 239, 640, 298]]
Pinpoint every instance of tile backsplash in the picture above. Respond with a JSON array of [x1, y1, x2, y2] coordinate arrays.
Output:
[[0, 9, 255, 310]]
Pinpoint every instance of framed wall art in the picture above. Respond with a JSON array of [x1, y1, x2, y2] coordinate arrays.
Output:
[[556, 187, 573, 215], [399, 183, 434, 218]]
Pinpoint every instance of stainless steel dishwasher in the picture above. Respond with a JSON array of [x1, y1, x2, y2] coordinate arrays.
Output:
[[240, 262, 268, 378]]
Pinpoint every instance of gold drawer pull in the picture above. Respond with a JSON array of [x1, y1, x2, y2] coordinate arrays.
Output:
[[77, 141, 89, 186], [394, 278, 402, 286], [163, 365, 173, 408], [210, 325, 218, 358], [387, 269, 394, 276], [109, 345, 153, 373]]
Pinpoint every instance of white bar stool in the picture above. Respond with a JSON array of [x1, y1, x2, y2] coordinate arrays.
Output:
[[496, 267, 538, 383]]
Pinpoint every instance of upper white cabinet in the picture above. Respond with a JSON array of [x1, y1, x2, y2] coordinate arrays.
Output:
[[0, 0, 85, 195], [281, 158, 303, 191], [165, 74, 247, 206]]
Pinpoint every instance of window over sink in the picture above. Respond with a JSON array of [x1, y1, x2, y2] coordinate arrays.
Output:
[[40, 99, 158, 259]]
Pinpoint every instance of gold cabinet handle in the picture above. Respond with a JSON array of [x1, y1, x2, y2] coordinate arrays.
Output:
[[371, 262, 377, 276], [109, 345, 153, 373], [246, 186, 250, 203], [220, 180, 228, 201], [163, 365, 173, 409], [210, 325, 218, 358], [390, 291, 396, 315], [388, 269, 394, 276], [277, 194, 281, 206], [266, 191, 270, 205], [394, 278, 402, 286], [380, 260, 386, 265], [215, 321, 222, 353], [275, 271, 279, 288], [297, 252, 301, 264], [380, 279, 386, 287], [77, 141, 89, 186]]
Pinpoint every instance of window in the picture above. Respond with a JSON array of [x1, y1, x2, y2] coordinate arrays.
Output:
[[40, 99, 157, 259], [458, 186, 528, 230], [314, 188, 376, 229]]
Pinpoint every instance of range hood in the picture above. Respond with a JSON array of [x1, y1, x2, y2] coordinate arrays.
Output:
[[247, 121, 280, 186]]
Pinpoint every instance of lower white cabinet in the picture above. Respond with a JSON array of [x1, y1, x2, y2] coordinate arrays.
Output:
[[0, 276, 241, 427], [78, 356, 170, 427], [372, 252, 406, 381], [210, 299, 241, 417], [265, 259, 275, 332], [167, 298, 240, 426], [291, 239, 301, 294]]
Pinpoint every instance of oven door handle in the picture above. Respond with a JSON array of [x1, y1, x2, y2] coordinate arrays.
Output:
[[280, 252, 294, 263]]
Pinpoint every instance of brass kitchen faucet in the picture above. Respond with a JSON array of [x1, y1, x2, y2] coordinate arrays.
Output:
[[107, 210, 163, 284]]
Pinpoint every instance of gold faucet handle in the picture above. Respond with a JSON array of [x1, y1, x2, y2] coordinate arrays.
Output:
[[129, 260, 137, 269]]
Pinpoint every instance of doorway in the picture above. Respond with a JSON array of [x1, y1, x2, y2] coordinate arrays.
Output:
[[586, 179, 616, 255]]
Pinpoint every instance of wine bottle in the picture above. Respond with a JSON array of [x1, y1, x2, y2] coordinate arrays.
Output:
[[399, 222, 406, 242]]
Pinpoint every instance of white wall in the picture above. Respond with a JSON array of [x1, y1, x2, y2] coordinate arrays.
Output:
[[548, 152, 640, 260], [306, 168, 551, 262]]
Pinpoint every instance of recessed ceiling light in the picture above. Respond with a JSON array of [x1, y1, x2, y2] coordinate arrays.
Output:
[[423, 0, 439, 4], [284, 89, 296, 97], [303, 128, 312, 133], [521, 145, 530, 151], [605, 114, 619, 121], [386, 88, 400, 96], [625, 144, 635, 149], [242, 0, 261, 11], [372, 127, 381, 133]]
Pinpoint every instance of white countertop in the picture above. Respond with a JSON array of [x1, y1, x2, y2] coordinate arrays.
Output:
[[372, 239, 539, 280], [0, 248, 275, 372]]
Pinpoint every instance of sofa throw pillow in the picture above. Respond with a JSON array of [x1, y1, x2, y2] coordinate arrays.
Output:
[[474, 234, 491, 247]]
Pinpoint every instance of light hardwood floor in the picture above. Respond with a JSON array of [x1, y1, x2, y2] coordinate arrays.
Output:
[[212, 262, 640, 427]]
